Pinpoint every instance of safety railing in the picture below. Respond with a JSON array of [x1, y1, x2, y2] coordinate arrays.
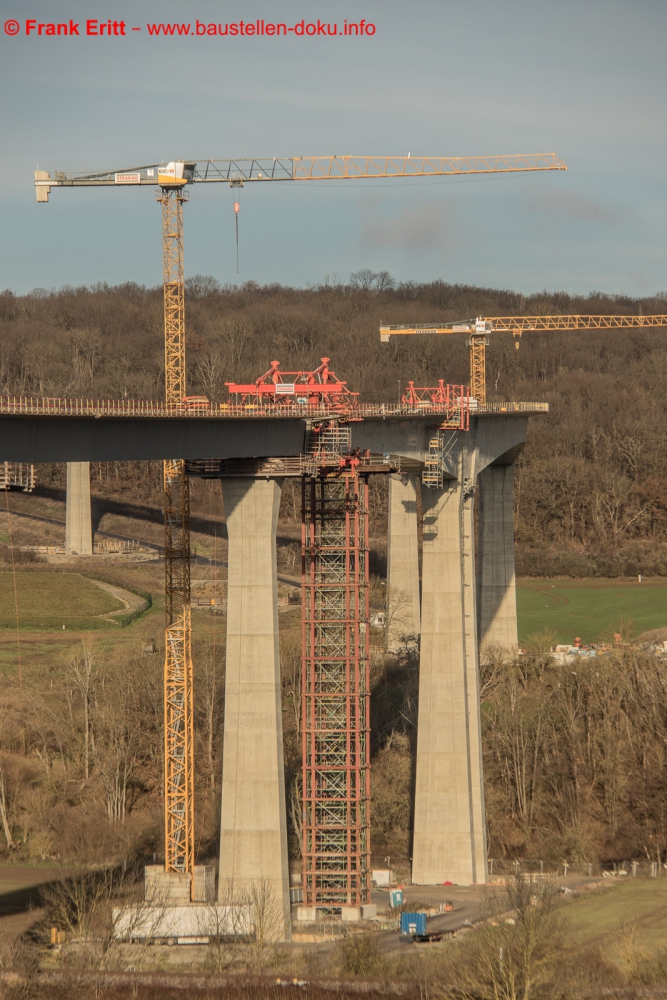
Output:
[[0, 395, 548, 419], [476, 402, 549, 414]]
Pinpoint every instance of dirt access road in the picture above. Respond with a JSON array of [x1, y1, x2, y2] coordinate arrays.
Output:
[[0, 865, 60, 946]]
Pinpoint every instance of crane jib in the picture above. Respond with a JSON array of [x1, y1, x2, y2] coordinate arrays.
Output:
[[34, 153, 567, 201]]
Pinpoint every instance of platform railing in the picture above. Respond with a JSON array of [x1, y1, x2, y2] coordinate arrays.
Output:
[[0, 395, 549, 419]]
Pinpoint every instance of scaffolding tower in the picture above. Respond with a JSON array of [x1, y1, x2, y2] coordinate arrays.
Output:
[[0, 463, 35, 491], [301, 460, 371, 909]]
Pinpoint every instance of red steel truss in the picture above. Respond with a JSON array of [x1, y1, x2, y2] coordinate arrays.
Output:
[[225, 357, 359, 409], [401, 381, 471, 429], [301, 466, 371, 909]]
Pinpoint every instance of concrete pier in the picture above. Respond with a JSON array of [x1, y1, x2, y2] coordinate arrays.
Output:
[[411, 465, 487, 886], [477, 463, 518, 650], [218, 477, 291, 941], [386, 473, 421, 650], [461, 478, 487, 884], [65, 462, 92, 556]]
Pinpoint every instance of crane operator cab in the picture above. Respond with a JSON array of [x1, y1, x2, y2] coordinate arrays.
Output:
[[157, 162, 196, 186]]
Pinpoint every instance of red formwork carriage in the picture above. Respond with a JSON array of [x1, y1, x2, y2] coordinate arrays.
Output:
[[401, 380, 471, 430], [225, 356, 359, 410]]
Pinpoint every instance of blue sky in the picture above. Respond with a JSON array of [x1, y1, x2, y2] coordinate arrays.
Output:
[[1, 0, 665, 296]]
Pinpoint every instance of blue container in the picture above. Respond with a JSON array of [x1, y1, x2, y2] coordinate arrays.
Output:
[[400, 912, 426, 936], [389, 888, 403, 909]]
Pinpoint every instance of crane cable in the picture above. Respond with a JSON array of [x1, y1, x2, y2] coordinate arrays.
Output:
[[233, 198, 240, 274]]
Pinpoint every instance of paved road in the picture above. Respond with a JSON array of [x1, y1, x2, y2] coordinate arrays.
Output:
[[370, 884, 487, 952]]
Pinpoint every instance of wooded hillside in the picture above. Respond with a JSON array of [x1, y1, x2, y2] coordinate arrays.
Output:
[[2, 275, 666, 573]]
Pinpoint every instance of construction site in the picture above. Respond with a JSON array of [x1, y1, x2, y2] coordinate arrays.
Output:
[[0, 155, 569, 939], [0, 149, 663, 965], [3, 0, 667, 991]]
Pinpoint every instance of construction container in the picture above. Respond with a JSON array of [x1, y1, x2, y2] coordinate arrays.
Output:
[[389, 888, 403, 909], [401, 912, 426, 936]]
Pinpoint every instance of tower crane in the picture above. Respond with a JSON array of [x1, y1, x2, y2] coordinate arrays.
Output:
[[35, 150, 566, 896], [381, 313, 667, 403]]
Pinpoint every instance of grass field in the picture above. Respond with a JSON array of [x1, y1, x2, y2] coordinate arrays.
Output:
[[517, 578, 667, 645], [0, 559, 238, 676], [564, 880, 667, 961], [0, 571, 125, 631]]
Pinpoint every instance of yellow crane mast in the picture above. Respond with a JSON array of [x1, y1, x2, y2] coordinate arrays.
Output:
[[35, 149, 566, 894], [381, 314, 667, 402], [159, 180, 194, 878]]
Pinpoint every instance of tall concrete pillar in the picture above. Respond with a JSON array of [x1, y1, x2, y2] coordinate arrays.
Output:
[[412, 472, 487, 885], [477, 464, 518, 650], [386, 473, 421, 649], [218, 477, 291, 941], [462, 482, 487, 881], [65, 462, 92, 556]]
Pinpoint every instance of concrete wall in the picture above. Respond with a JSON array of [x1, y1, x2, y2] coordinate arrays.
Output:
[[477, 464, 518, 650], [411, 459, 487, 886], [65, 462, 92, 556], [218, 477, 291, 941], [386, 473, 421, 649]]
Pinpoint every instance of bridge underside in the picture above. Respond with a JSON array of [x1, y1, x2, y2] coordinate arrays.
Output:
[[1, 411, 528, 910], [0, 412, 526, 467], [0, 416, 307, 463]]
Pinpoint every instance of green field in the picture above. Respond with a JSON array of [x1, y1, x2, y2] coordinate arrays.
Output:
[[564, 880, 667, 961], [0, 571, 125, 630], [517, 578, 667, 645]]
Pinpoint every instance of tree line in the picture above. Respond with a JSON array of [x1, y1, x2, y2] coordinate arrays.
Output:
[[2, 275, 666, 570]]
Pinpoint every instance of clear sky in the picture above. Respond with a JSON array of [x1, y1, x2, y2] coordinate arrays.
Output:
[[1, 0, 665, 296]]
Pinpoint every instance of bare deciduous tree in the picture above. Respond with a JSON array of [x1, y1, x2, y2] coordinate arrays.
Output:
[[64, 640, 98, 781]]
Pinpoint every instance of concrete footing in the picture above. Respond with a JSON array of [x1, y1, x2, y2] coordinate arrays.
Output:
[[65, 461, 92, 555], [411, 473, 487, 886], [295, 904, 377, 922], [218, 477, 291, 942], [386, 473, 421, 649], [477, 463, 519, 650], [342, 904, 378, 922], [144, 865, 215, 904], [113, 865, 239, 943]]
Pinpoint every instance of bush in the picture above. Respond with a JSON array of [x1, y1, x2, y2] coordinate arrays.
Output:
[[337, 934, 381, 977], [449, 876, 565, 1000]]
